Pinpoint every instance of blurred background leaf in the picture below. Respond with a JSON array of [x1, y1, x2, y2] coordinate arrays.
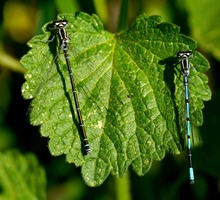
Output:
[[185, 0, 220, 60], [0, 150, 46, 200]]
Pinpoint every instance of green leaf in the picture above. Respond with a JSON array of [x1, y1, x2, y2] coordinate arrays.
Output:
[[21, 12, 211, 186], [0, 150, 46, 200]]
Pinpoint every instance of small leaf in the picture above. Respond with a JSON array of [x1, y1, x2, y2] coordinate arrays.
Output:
[[0, 150, 46, 200], [21, 12, 211, 186]]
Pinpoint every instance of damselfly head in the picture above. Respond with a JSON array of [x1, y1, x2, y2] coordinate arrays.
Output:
[[177, 51, 192, 58], [53, 20, 68, 28], [47, 19, 68, 31]]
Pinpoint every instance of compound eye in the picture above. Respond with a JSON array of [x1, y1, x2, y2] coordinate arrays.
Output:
[[60, 20, 68, 26], [187, 52, 192, 57], [184, 51, 192, 56], [177, 52, 183, 57]]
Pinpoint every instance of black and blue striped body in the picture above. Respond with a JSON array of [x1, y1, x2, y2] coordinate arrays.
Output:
[[178, 51, 194, 184]]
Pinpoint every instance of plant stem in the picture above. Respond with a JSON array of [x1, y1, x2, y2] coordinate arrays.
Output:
[[117, 0, 129, 32], [0, 45, 26, 74], [115, 171, 131, 200]]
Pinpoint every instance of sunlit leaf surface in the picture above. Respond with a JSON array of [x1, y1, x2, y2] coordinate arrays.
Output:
[[21, 12, 211, 186]]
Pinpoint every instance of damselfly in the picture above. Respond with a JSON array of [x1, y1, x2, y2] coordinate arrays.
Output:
[[48, 19, 91, 154], [178, 50, 194, 184]]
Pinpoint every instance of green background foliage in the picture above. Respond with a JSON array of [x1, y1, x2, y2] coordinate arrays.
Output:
[[0, 0, 219, 199]]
